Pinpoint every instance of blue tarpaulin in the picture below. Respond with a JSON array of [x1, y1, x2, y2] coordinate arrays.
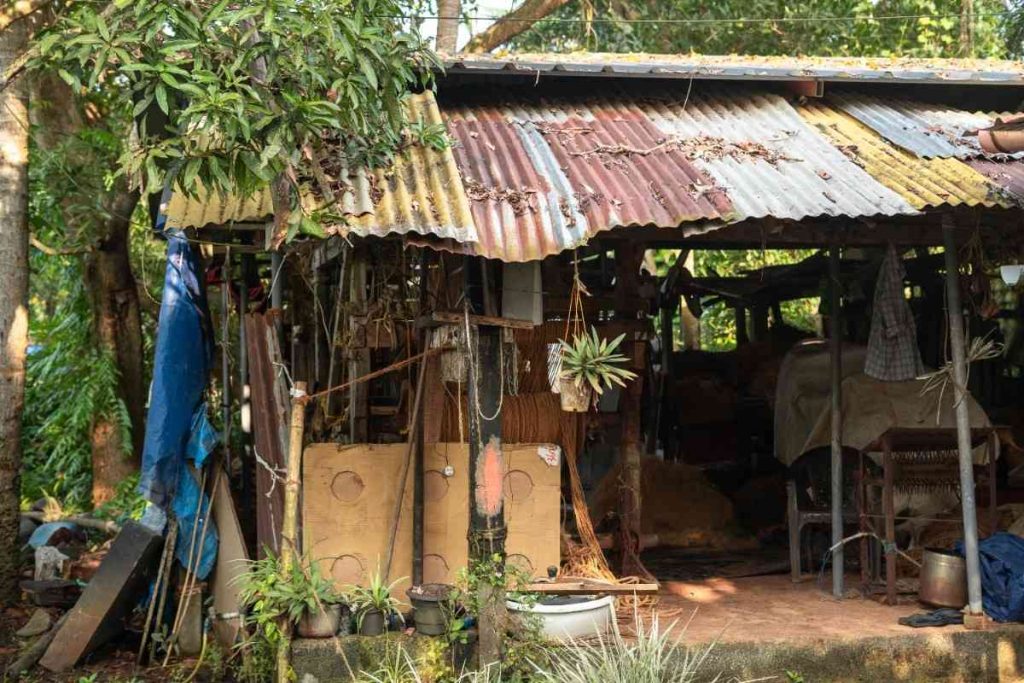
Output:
[[139, 227, 218, 579], [956, 533, 1024, 622]]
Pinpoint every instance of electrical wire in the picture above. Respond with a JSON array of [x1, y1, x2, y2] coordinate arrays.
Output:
[[390, 10, 1009, 27]]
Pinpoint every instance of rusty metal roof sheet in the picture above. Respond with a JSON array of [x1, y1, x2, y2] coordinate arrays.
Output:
[[445, 54, 1024, 86], [441, 89, 918, 261], [829, 92, 1023, 160], [797, 101, 1012, 210], [162, 92, 477, 244], [443, 97, 736, 261], [966, 160, 1024, 202], [637, 90, 916, 222]]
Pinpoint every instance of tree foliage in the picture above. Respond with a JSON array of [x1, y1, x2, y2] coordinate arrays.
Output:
[[34, 0, 439, 241], [510, 0, 1006, 58]]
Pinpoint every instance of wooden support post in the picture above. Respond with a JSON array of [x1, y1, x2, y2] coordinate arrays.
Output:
[[829, 243, 844, 598], [277, 381, 307, 683], [735, 305, 748, 346], [883, 436, 896, 605], [942, 217, 984, 617], [348, 255, 368, 442], [787, 479, 801, 582], [465, 257, 506, 667]]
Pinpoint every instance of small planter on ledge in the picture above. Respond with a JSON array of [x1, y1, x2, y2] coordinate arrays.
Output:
[[407, 583, 454, 636]]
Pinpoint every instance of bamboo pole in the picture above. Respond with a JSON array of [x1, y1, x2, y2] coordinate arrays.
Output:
[[276, 381, 307, 683]]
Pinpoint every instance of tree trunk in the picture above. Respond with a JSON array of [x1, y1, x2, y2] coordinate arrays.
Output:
[[86, 186, 144, 505], [464, 0, 571, 53], [29, 71, 145, 506], [0, 16, 30, 604], [436, 0, 461, 53]]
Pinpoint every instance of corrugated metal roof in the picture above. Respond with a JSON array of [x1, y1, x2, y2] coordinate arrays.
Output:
[[637, 90, 917, 222], [445, 53, 1024, 85], [797, 101, 1012, 210], [162, 92, 477, 244], [441, 89, 919, 261], [966, 160, 1024, 202], [443, 97, 736, 261], [829, 92, 1022, 160]]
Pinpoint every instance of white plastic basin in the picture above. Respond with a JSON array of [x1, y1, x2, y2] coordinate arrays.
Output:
[[506, 595, 615, 640]]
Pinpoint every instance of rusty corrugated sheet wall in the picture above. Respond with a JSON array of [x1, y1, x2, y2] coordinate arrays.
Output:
[[798, 102, 1012, 209], [244, 313, 288, 559]]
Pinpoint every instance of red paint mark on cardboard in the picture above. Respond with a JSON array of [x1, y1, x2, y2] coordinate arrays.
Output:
[[475, 436, 505, 516]]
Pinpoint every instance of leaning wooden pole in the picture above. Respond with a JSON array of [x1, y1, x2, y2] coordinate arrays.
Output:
[[829, 244, 844, 598], [277, 380, 307, 683], [941, 218, 984, 617]]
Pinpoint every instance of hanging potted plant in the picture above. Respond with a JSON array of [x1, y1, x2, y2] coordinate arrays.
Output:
[[558, 327, 637, 412], [346, 570, 405, 636], [236, 552, 344, 640]]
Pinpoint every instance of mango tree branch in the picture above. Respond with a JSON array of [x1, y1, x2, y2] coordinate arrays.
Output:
[[463, 0, 572, 53]]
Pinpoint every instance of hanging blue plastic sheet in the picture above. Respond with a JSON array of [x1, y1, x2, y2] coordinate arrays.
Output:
[[956, 532, 1024, 622], [138, 226, 219, 579]]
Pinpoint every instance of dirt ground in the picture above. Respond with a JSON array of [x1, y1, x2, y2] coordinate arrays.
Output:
[[652, 573, 1018, 645]]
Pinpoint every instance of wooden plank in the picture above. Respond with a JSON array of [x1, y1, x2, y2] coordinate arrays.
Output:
[[417, 311, 536, 330], [525, 581, 659, 595], [41, 522, 162, 672], [210, 472, 249, 647]]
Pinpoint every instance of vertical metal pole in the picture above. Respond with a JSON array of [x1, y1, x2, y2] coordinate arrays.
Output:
[[222, 250, 232, 476], [412, 249, 431, 586], [830, 244, 844, 598], [465, 257, 505, 666], [239, 255, 250, 436], [942, 217, 984, 615]]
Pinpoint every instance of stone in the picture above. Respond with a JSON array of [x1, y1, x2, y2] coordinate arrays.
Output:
[[34, 547, 69, 581], [15, 609, 52, 638]]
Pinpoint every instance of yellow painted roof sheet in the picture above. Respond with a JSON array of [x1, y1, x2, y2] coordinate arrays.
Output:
[[797, 101, 1012, 210], [161, 91, 476, 244]]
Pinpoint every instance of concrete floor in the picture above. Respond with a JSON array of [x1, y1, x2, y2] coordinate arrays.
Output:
[[653, 574, 934, 644], [641, 574, 1024, 682]]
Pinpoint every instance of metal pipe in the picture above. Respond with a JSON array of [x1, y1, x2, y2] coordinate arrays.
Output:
[[413, 249, 431, 586], [942, 217, 984, 615], [239, 255, 250, 435], [830, 243, 844, 598]]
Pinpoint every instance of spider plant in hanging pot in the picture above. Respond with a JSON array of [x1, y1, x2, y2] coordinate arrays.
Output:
[[557, 327, 637, 412]]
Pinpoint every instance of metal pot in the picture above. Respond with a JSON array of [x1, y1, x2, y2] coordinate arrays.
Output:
[[919, 548, 967, 608]]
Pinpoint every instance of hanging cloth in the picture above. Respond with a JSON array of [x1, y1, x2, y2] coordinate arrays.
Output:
[[864, 245, 925, 381]]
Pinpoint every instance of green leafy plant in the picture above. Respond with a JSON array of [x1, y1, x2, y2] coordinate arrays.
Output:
[[530, 612, 715, 683], [32, 0, 441, 245], [559, 327, 637, 395], [346, 570, 406, 629], [236, 552, 341, 644]]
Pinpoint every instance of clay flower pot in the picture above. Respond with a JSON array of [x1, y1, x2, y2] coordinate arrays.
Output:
[[297, 603, 342, 638]]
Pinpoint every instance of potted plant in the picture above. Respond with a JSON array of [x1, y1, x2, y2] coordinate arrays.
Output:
[[236, 552, 344, 640], [557, 327, 637, 412], [407, 583, 455, 636], [346, 570, 405, 636]]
